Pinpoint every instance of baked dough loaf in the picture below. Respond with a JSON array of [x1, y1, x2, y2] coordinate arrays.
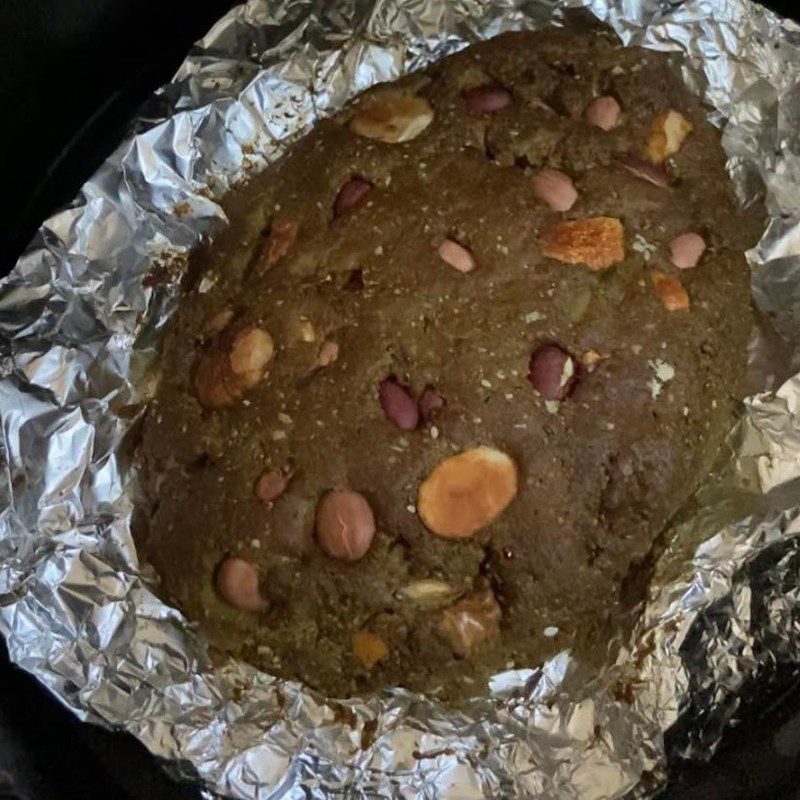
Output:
[[139, 28, 761, 698]]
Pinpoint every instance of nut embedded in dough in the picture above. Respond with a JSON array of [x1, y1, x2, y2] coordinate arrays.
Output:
[[645, 109, 693, 164], [353, 630, 389, 668], [669, 232, 706, 269], [651, 269, 690, 311], [194, 324, 274, 409], [215, 557, 268, 612], [349, 93, 434, 143], [439, 589, 502, 657], [540, 217, 625, 271], [316, 489, 376, 561], [417, 446, 518, 539], [266, 219, 299, 266]]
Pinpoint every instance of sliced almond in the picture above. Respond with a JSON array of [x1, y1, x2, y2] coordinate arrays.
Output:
[[645, 110, 693, 164], [651, 269, 690, 311], [349, 93, 434, 144], [540, 217, 625, 271], [353, 630, 389, 668], [397, 579, 456, 606], [418, 446, 517, 539]]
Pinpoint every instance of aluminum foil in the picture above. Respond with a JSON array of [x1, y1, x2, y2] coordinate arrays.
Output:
[[2, 0, 800, 798]]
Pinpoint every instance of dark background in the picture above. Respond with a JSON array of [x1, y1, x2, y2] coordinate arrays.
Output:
[[1, 0, 800, 798]]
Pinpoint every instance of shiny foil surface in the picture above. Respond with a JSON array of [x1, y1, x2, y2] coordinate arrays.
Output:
[[2, 1, 800, 797]]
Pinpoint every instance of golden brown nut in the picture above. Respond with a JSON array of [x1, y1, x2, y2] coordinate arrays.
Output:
[[417, 446, 517, 539], [439, 589, 501, 657], [194, 323, 274, 409], [353, 630, 389, 668], [349, 93, 434, 143], [645, 110, 693, 164], [540, 217, 625, 271], [651, 269, 690, 311]]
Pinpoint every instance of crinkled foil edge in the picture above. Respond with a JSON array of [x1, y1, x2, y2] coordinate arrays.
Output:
[[1, 1, 800, 798]]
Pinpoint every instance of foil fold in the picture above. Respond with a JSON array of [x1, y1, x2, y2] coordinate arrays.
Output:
[[2, 0, 800, 798]]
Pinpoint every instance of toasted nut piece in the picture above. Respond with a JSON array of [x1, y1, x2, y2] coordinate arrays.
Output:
[[531, 169, 578, 212], [398, 579, 457, 606], [438, 238, 475, 273], [266, 219, 299, 266], [540, 217, 625, 271], [645, 110, 693, 164], [651, 269, 690, 311], [334, 176, 373, 218], [378, 376, 419, 430], [215, 557, 268, 612], [461, 84, 512, 112], [194, 324, 274, 409], [617, 153, 669, 187], [580, 348, 604, 367], [439, 589, 501, 657], [254, 467, 291, 504], [297, 317, 316, 342], [418, 384, 446, 424], [584, 96, 620, 131], [418, 446, 517, 539], [669, 232, 706, 269], [349, 94, 434, 143], [316, 490, 376, 560], [317, 339, 339, 366], [353, 630, 389, 668], [528, 344, 577, 401]]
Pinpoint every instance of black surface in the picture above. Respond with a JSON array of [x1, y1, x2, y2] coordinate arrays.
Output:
[[1, 0, 800, 798]]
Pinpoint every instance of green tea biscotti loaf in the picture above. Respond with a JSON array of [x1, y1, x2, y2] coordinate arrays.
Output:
[[138, 28, 762, 698]]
